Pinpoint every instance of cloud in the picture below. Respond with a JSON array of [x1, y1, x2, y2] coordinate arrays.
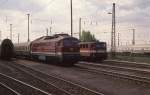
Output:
[[0, 0, 56, 13], [0, 0, 149, 45]]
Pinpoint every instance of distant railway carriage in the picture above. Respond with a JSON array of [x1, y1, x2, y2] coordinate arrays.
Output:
[[15, 42, 31, 57], [116, 44, 150, 55], [79, 41, 107, 61], [0, 39, 14, 60], [14, 34, 80, 65]]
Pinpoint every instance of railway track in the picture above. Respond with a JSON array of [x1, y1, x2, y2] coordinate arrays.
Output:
[[79, 61, 150, 77], [0, 72, 49, 95], [0, 61, 71, 95], [104, 60, 150, 69], [9, 60, 104, 95], [77, 62, 150, 85], [0, 82, 20, 95]]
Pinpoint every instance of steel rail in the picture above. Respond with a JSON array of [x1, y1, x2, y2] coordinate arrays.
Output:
[[6, 62, 73, 95], [13, 60, 105, 95], [0, 82, 21, 95], [0, 72, 51, 95], [77, 63, 150, 84]]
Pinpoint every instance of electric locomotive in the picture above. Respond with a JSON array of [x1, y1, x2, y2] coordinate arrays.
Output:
[[14, 34, 80, 65], [79, 41, 107, 61]]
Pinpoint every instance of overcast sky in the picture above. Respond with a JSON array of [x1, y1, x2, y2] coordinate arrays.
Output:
[[0, 0, 150, 45]]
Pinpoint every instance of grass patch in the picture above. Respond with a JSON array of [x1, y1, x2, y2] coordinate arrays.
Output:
[[108, 53, 150, 63]]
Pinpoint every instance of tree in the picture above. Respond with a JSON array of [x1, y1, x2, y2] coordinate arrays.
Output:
[[80, 30, 97, 42]]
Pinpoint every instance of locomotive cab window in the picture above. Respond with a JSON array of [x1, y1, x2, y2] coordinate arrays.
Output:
[[83, 44, 86, 48], [80, 45, 82, 48], [86, 44, 88, 48]]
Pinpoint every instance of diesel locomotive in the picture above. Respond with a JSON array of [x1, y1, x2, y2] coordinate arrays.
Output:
[[14, 34, 80, 65]]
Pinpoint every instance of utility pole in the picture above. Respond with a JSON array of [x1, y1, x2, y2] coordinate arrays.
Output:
[[79, 18, 82, 39], [46, 28, 48, 36], [111, 3, 116, 55], [132, 29, 135, 45], [110, 10, 113, 53], [0, 31, 1, 42], [113, 3, 116, 52], [108, 3, 116, 57], [50, 27, 52, 36], [10, 24, 12, 41], [70, 0, 73, 37], [18, 33, 20, 44], [118, 33, 120, 46], [27, 14, 30, 42], [108, 12, 113, 53]]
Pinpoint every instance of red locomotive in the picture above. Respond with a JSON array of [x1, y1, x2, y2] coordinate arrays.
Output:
[[79, 41, 107, 61], [14, 34, 80, 65]]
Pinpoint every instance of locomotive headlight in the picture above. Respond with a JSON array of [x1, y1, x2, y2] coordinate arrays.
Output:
[[70, 48, 74, 51], [103, 44, 106, 47]]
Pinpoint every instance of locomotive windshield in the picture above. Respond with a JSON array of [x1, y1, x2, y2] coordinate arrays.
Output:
[[96, 42, 106, 49], [63, 38, 79, 46]]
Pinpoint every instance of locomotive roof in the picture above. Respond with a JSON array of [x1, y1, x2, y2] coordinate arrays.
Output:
[[32, 33, 73, 42], [79, 41, 106, 44], [14, 34, 78, 47]]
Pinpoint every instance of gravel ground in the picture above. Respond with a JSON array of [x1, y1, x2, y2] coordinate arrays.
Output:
[[15, 59, 150, 95], [79, 62, 150, 79], [0, 73, 48, 95], [0, 61, 70, 95], [104, 60, 150, 70], [10, 60, 103, 95], [0, 83, 18, 95]]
